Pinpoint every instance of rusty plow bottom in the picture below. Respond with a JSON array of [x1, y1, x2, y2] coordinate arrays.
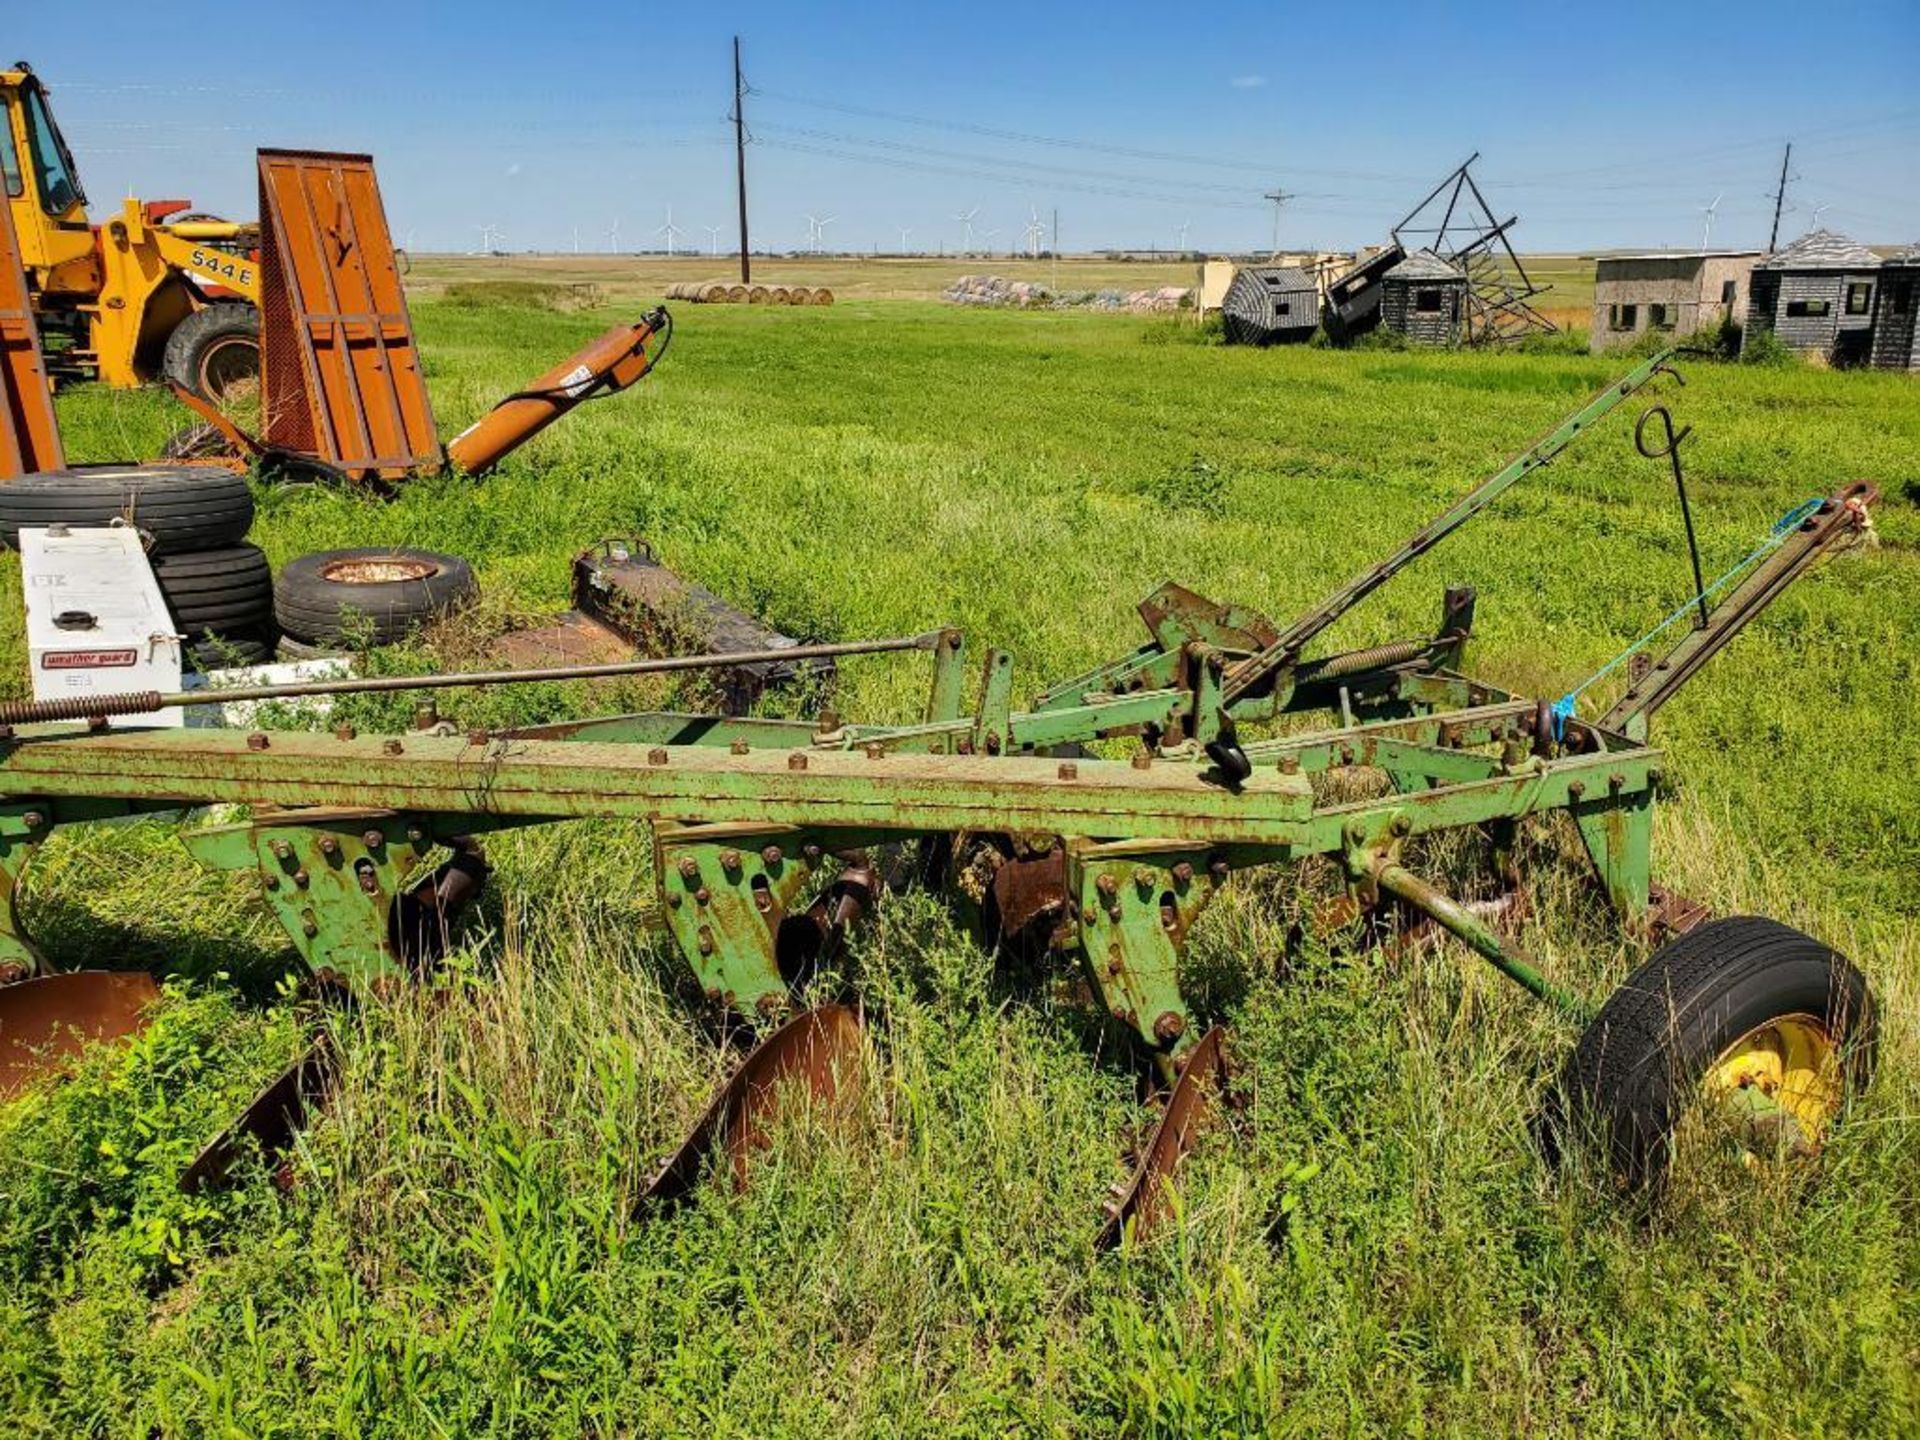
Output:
[[1097, 1026, 1229, 1250], [0, 971, 160, 1099], [640, 1003, 866, 1209], [180, 1032, 341, 1194]]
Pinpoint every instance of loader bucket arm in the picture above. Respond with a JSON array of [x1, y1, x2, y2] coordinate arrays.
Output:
[[444, 307, 669, 476]]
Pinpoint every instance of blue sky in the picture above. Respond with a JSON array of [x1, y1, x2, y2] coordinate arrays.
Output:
[[14, 1, 1918, 256]]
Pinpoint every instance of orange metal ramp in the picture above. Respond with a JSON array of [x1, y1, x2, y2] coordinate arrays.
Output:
[[256, 150, 440, 481], [0, 183, 63, 479]]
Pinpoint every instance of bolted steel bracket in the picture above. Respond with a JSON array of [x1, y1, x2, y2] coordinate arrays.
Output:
[[654, 825, 832, 1021], [182, 814, 446, 990], [0, 800, 55, 983], [1337, 810, 1411, 912], [1069, 841, 1227, 1056]]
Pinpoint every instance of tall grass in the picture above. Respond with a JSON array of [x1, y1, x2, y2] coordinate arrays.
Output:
[[2, 296, 1915, 1436]]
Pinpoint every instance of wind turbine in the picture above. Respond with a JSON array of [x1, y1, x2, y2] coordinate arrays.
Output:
[[1024, 207, 1046, 258], [1697, 193, 1722, 253], [976, 225, 998, 256], [571, 225, 580, 255], [607, 219, 622, 254], [704, 224, 723, 257], [898, 226, 912, 254], [475, 223, 503, 254], [805, 213, 835, 255], [655, 206, 683, 258], [956, 205, 980, 253], [1176, 218, 1192, 254]]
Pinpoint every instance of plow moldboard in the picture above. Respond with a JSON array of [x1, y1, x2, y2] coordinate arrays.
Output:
[[0, 970, 159, 1098]]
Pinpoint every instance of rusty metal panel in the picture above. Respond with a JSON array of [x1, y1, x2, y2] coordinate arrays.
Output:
[[0, 187, 63, 479], [256, 149, 440, 479]]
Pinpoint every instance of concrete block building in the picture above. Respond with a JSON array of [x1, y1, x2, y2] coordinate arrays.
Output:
[[1379, 250, 1467, 346], [1744, 230, 1882, 364], [1589, 251, 1759, 352], [1868, 244, 1919, 372]]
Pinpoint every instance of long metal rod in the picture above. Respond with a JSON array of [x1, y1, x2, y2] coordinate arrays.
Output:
[[1595, 483, 1876, 730], [1222, 348, 1679, 703], [1374, 862, 1593, 1021], [0, 632, 947, 722]]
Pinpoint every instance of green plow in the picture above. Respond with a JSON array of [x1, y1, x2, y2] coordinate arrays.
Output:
[[0, 350, 1885, 1239]]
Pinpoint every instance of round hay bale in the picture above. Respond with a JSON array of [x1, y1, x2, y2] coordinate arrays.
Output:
[[699, 283, 728, 303], [810, 287, 835, 306], [727, 284, 749, 303], [767, 285, 793, 304], [747, 284, 770, 304]]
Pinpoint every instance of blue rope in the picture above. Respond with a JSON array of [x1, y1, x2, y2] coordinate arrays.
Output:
[[1551, 497, 1825, 739]]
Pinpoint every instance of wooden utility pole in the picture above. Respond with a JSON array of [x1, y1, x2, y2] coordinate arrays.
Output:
[[1767, 142, 1792, 254], [733, 36, 751, 283]]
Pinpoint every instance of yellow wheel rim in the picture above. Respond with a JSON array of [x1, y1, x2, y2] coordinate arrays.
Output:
[[1699, 1013, 1845, 1157]]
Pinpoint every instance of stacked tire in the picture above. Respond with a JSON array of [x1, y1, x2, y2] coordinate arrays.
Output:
[[0, 465, 276, 671]]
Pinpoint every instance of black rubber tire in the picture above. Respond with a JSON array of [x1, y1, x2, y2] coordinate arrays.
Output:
[[1554, 915, 1876, 1192], [162, 303, 261, 402], [274, 548, 477, 647], [187, 631, 276, 672], [0, 465, 254, 554], [152, 543, 275, 634]]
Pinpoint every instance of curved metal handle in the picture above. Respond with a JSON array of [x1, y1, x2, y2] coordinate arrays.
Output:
[[1634, 403, 1692, 460]]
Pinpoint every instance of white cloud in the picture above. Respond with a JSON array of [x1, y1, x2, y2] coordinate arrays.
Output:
[[1229, 75, 1267, 89]]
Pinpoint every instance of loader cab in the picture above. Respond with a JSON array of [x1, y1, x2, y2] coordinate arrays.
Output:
[[1, 64, 100, 295]]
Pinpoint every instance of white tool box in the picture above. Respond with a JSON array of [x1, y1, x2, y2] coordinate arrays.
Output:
[[20, 524, 184, 727]]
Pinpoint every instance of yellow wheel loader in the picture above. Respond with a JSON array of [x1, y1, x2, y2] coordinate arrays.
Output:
[[2, 61, 260, 399]]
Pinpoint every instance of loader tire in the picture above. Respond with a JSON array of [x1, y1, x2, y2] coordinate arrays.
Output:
[[0, 465, 254, 554], [153, 543, 276, 632], [163, 303, 261, 402], [1550, 916, 1875, 1194], [275, 548, 477, 647]]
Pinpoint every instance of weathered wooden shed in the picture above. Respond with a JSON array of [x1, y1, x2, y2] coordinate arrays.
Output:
[[1221, 265, 1319, 345], [1380, 250, 1466, 346], [1868, 244, 1919, 372], [1588, 251, 1759, 352], [1744, 230, 1882, 365], [1322, 244, 1404, 343]]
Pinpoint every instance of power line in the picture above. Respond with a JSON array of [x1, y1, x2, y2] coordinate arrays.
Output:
[[753, 87, 1426, 182], [754, 122, 1300, 199], [752, 137, 1271, 211]]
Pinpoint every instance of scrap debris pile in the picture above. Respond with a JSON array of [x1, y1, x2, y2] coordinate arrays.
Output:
[[942, 274, 1192, 313]]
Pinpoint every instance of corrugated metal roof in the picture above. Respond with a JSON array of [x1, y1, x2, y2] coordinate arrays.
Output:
[[1383, 249, 1463, 282], [1594, 250, 1761, 263], [1881, 241, 1920, 266], [1757, 229, 1879, 270]]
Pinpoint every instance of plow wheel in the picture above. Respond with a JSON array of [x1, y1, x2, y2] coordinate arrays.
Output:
[[0, 971, 160, 1100], [1554, 916, 1875, 1192], [640, 1003, 866, 1209], [1097, 1026, 1229, 1249]]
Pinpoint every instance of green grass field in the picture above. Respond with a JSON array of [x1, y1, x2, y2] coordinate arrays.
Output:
[[4, 287, 1918, 1437]]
